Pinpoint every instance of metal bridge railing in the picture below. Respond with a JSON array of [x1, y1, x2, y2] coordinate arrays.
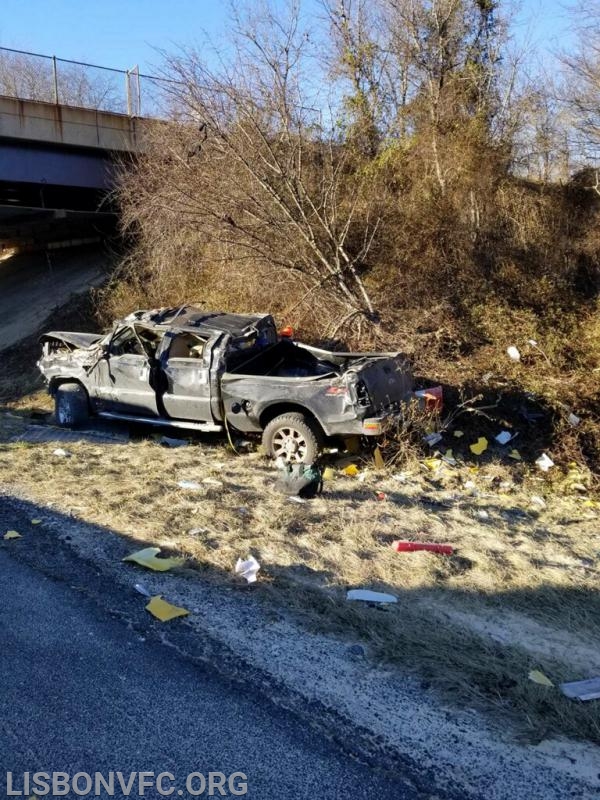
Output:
[[0, 45, 172, 117]]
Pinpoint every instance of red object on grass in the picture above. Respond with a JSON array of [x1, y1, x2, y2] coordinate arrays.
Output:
[[280, 325, 294, 338], [392, 540, 454, 555], [375, 491, 387, 501], [414, 385, 444, 412]]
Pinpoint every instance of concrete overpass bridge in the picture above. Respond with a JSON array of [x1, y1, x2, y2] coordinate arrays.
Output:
[[0, 47, 158, 246]]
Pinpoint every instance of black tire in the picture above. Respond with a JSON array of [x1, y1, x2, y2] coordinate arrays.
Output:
[[55, 383, 89, 428], [262, 412, 322, 464]]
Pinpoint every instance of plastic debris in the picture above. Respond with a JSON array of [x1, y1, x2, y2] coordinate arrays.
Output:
[[235, 555, 261, 584], [134, 582, 152, 597], [178, 480, 201, 490], [123, 547, 185, 572], [322, 467, 336, 481], [392, 541, 453, 555], [288, 495, 307, 504], [530, 495, 547, 510], [343, 464, 360, 476], [453, 430, 464, 438], [202, 477, 223, 487], [373, 446, 385, 470], [31, 519, 42, 525], [469, 437, 488, 456], [424, 432, 443, 447], [535, 453, 554, 472], [568, 413, 581, 427], [495, 431, 513, 445], [423, 457, 442, 471], [3, 530, 21, 540], [374, 491, 387, 501], [560, 677, 600, 702], [477, 510, 490, 520], [415, 386, 444, 412], [442, 449, 457, 466], [347, 589, 398, 603], [508, 449, 522, 461], [52, 448, 70, 457], [529, 670, 554, 687], [188, 527, 209, 536], [145, 596, 190, 622], [507, 346, 521, 362]]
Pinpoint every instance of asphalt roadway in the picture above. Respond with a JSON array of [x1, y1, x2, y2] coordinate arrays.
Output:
[[0, 517, 418, 799]]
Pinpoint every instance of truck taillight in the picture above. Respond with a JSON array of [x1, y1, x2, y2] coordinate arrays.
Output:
[[326, 386, 347, 395]]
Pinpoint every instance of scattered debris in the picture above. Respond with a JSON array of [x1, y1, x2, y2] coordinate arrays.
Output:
[[568, 412, 581, 427], [470, 437, 488, 456], [3, 530, 21, 540], [392, 541, 454, 555], [235, 555, 261, 584], [560, 677, 600, 702], [178, 480, 201, 490], [188, 527, 209, 536], [441, 449, 457, 466], [423, 457, 442, 471], [347, 589, 398, 603], [374, 491, 387, 501], [160, 436, 189, 447], [530, 495, 547, 510], [145, 596, 190, 622], [134, 582, 152, 597], [415, 385, 444, 411], [507, 345, 521, 362], [424, 432, 443, 447], [343, 464, 360, 476], [52, 448, 70, 457], [30, 519, 42, 525], [322, 467, 336, 481], [453, 430, 464, 438], [477, 510, 490, 520], [535, 453, 555, 472], [373, 446, 385, 470], [529, 670, 554, 687], [288, 496, 307, 504], [123, 547, 185, 572], [508, 449, 522, 461], [495, 431, 514, 445], [275, 463, 323, 497], [202, 477, 223, 487]]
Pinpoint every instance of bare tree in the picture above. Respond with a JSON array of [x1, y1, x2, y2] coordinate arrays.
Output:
[[118, 0, 382, 338]]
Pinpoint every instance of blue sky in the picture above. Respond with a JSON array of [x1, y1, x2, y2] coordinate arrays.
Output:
[[0, 0, 571, 74]]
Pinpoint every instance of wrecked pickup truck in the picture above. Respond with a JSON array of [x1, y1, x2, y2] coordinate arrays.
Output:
[[38, 306, 413, 463]]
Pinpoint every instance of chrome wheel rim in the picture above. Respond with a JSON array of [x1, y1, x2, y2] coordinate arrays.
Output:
[[272, 426, 308, 463]]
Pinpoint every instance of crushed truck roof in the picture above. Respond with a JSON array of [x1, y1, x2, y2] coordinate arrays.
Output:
[[127, 306, 270, 336]]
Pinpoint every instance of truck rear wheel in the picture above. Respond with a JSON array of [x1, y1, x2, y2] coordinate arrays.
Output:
[[262, 412, 322, 464], [55, 383, 89, 428]]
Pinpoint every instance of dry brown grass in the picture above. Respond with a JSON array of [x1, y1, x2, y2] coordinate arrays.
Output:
[[1, 408, 599, 744]]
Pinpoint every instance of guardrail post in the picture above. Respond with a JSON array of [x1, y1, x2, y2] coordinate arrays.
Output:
[[52, 56, 59, 104]]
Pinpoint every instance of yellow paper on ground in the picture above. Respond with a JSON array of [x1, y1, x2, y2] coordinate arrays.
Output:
[[469, 437, 488, 456], [146, 596, 190, 622], [423, 458, 442, 471], [508, 449, 522, 461], [343, 464, 359, 476], [453, 430, 464, 438], [528, 670, 554, 687], [123, 547, 185, 572], [4, 530, 21, 540], [31, 519, 42, 525], [373, 446, 385, 470], [322, 467, 336, 481]]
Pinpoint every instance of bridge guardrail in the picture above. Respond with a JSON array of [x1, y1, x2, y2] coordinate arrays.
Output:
[[0, 46, 173, 117]]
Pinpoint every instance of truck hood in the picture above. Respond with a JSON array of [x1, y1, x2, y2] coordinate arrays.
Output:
[[40, 331, 104, 350]]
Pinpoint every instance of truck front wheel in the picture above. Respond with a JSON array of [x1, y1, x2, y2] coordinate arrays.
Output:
[[262, 412, 322, 464], [55, 383, 89, 428]]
